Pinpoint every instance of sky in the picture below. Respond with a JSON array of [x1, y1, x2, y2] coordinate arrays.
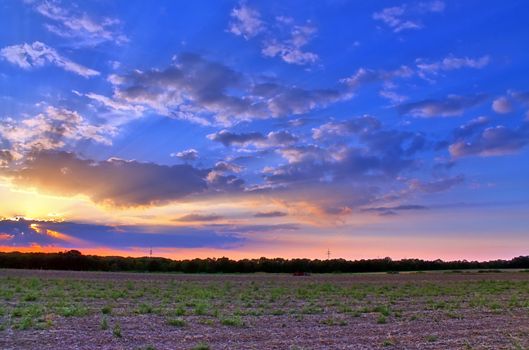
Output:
[[0, 0, 528, 261]]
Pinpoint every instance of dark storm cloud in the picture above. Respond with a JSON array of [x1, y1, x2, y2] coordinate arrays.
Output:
[[398, 94, 487, 117]]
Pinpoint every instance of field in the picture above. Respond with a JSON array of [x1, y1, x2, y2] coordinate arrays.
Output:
[[1, 270, 529, 349]]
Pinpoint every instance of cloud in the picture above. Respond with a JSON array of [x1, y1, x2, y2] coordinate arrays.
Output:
[[0, 218, 243, 249], [362, 204, 428, 216], [340, 66, 413, 90], [255, 116, 433, 218], [266, 145, 400, 185], [213, 161, 243, 173], [0, 106, 115, 155], [174, 214, 224, 222], [312, 115, 381, 140], [373, 1, 445, 33], [208, 129, 297, 148], [398, 94, 487, 117], [108, 53, 346, 125], [408, 175, 464, 193], [265, 116, 427, 187], [227, 5, 318, 65], [0, 149, 15, 167], [1, 151, 209, 207], [449, 122, 529, 157], [379, 89, 408, 104], [254, 211, 287, 218], [0, 42, 99, 77], [32, 1, 128, 46], [208, 130, 265, 146], [228, 3, 264, 39], [171, 149, 199, 161], [81, 92, 144, 114], [340, 55, 489, 96], [262, 19, 319, 65], [255, 82, 345, 116], [416, 55, 490, 77], [511, 91, 529, 105], [206, 171, 245, 192], [492, 96, 513, 114], [453, 116, 489, 138]]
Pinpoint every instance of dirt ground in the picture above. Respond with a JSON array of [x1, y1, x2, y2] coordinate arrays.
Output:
[[1, 269, 528, 350]]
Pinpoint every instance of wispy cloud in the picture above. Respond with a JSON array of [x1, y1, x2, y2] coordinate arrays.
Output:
[[361, 204, 428, 216], [32, 0, 128, 46], [174, 213, 224, 222], [0, 42, 99, 77], [261, 17, 319, 65], [398, 94, 487, 117], [208, 130, 297, 148], [416, 55, 490, 78], [227, 5, 319, 65], [373, 1, 445, 33], [228, 3, 265, 39], [254, 211, 287, 218]]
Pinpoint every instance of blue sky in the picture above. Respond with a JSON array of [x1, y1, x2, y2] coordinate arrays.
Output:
[[0, 0, 528, 260]]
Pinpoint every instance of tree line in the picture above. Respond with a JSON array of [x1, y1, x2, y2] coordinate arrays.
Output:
[[0, 250, 528, 273]]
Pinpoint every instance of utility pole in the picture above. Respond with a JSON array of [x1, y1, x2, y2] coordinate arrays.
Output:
[[327, 248, 331, 260], [149, 247, 152, 258]]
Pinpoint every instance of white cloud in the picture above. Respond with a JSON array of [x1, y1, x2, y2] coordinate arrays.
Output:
[[261, 20, 319, 65], [83, 92, 144, 114], [340, 66, 413, 89], [107, 53, 345, 125], [373, 1, 445, 33], [171, 149, 199, 161], [0, 42, 99, 78], [398, 95, 487, 118], [417, 55, 490, 77], [33, 1, 128, 46], [380, 89, 408, 103], [0, 106, 115, 154], [373, 5, 421, 33], [227, 5, 319, 66], [492, 96, 513, 114], [228, 3, 264, 39]]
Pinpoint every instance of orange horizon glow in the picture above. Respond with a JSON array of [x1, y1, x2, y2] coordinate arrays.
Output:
[[1, 241, 526, 262]]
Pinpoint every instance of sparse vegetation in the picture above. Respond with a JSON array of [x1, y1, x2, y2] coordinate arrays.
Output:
[[0, 269, 528, 348], [167, 318, 186, 327], [112, 323, 122, 338]]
